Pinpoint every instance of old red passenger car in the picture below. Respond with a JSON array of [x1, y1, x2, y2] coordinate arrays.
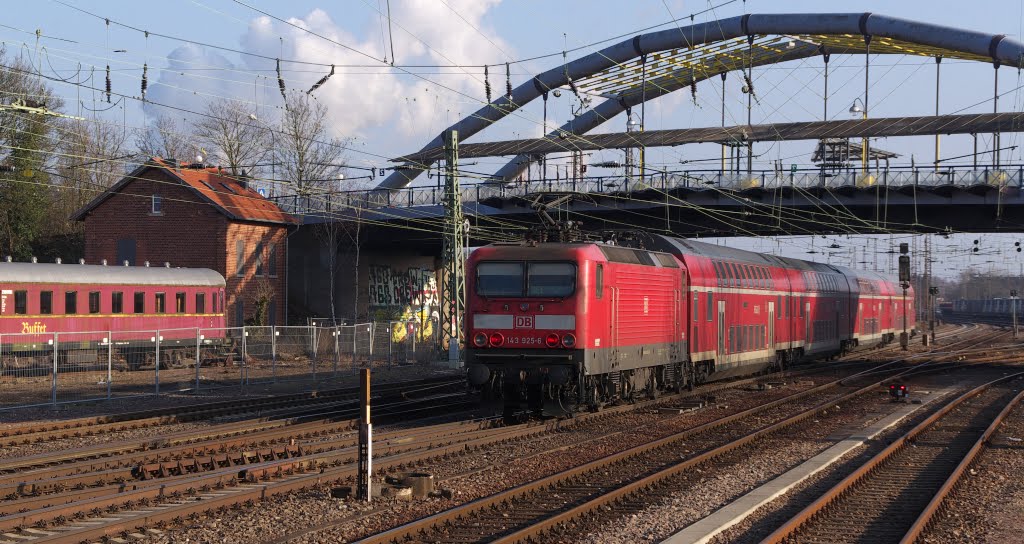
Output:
[[0, 261, 226, 368]]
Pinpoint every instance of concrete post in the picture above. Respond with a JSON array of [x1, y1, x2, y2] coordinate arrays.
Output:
[[357, 368, 373, 502]]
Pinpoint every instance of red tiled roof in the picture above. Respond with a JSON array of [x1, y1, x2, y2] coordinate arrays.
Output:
[[150, 158, 297, 225], [72, 158, 297, 225]]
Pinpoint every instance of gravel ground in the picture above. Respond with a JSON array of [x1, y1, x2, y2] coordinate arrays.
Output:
[[919, 399, 1024, 543], [570, 391, 898, 544], [140, 380, 826, 544]]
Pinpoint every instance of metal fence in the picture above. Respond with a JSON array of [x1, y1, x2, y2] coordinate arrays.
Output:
[[0, 319, 442, 410], [274, 165, 1024, 217]]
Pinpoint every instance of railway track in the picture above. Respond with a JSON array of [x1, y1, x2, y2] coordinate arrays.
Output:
[[0, 375, 465, 448], [761, 372, 1024, 544], [352, 362, 956, 544]]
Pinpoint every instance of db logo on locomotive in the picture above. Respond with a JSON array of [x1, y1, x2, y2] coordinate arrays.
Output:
[[514, 315, 535, 329]]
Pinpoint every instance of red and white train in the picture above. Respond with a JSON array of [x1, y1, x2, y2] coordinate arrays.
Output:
[[0, 261, 226, 370], [465, 234, 913, 418]]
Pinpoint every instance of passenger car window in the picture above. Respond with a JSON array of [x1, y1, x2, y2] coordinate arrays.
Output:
[[65, 291, 77, 315], [40, 291, 52, 314], [112, 292, 123, 314], [14, 290, 26, 314], [89, 292, 100, 314], [134, 292, 145, 314]]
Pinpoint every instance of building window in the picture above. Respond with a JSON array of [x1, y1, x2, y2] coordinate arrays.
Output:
[[236, 239, 245, 277], [176, 292, 186, 313], [14, 290, 26, 314], [151, 194, 163, 215], [88, 292, 100, 314], [112, 292, 123, 314], [255, 241, 265, 276], [196, 293, 206, 314], [134, 291, 145, 314], [40, 291, 52, 314], [65, 291, 77, 315], [268, 243, 278, 277], [155, 293, 166, 313]]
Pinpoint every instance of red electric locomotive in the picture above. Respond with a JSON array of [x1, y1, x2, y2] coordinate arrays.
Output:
[[0, 261, 226, 370], [465, 234, 912, 420]]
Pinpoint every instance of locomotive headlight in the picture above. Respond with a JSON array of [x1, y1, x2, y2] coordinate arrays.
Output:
[[545, 333, 561, 348], [489, 332, 505, 347], [561, 333, 576, 348], [473, 332, 488, 347]]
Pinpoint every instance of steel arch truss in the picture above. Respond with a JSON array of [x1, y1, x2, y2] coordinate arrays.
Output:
[[378, 12, 1024, 189]]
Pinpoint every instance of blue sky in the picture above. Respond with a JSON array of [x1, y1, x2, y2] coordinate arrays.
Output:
[[7, 0, 1024, 281]]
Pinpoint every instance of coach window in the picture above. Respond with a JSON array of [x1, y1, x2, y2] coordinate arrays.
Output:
[[196, 293, 206, 314], [706, 292, 713, 322], [40, 291, 52, 314], [155, 293, 166, 313], [134, 292, 145, 314], [65, 291, 77, 315], [235, 239, 245, 277], [89, 292, 100, 314], [14, 290, 26, 314], [112, 292, 123, 314], [731, 263, 741, 287], [596, 264, 604, 299], [777, 296, 783, 319], [693, 292, 699, 321], [176, 292, 186, 313]]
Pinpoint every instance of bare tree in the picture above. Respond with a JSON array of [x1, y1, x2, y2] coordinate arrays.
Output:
[[52, 118, 128, 236], [134, 114, 193, 162], [276, 93, 349, 196], [194, 98, 268, 176]]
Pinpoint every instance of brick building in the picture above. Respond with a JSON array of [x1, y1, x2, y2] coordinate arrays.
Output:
[[72, 158, 298, 327]]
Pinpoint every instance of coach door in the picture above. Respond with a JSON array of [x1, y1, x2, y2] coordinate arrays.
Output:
[[717, 300, 726, 356], [768, 301, 775, 348]]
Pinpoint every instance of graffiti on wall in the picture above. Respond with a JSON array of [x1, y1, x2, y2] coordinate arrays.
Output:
[[368, 265, 439, 343], [368, 265, 439, 310]]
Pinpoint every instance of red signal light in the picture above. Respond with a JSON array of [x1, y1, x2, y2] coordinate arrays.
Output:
[[545, 333, 560, 348], [489, 332, 505, 347]]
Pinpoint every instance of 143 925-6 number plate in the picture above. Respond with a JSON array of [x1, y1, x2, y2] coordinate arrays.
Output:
[[504, 335, 543, 345]]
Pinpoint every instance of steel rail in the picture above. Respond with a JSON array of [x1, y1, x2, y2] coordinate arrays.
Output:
[[759, 371, 1024, 544], [899, 386, 1024, 544]]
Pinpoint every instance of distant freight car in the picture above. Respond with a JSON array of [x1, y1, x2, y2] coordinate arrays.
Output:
[[465, 234, 912, 420], [0, 261, 226, 371]]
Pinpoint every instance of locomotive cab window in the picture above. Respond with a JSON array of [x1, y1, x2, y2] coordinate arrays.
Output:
[[89, 292, 100, 314], [40, 291, 52, 314], [528, 262, 576, 297], [14, 290, 26, 314], [476, 262, 524, 297], [134, 292, 145, 314], [64, 291, 77, 315], [112, 292, 123, 314]]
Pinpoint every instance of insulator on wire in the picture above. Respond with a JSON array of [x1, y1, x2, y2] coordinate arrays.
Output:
[[105, 65, 111, 103], [276, 58, 287, 102], [306, 64, 334, 95], [690, 69, 697, 104], [505, 62, 512, 99], [484, 65, 492, 102], [743, 73, 754, 96], [141, 63, 148, 101]]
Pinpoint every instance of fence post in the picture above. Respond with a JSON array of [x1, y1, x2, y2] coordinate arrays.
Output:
[[333, 327, 340, 376], [51, 333, 58, 407], [195, 328, 202, 393], [107, 331, 112, 400], [242, 328, 249, 388], [272, 326, 278, 382], [155, 330, 161, 396], [311, 326, 318, 383]]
